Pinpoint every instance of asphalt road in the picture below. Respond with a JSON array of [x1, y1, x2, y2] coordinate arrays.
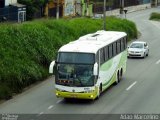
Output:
[[0, 7, 160, 120]]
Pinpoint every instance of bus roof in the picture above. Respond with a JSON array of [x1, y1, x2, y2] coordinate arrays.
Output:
[[58, 30, 127, 54]]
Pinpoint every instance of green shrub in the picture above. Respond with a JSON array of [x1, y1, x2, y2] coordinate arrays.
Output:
[[0, 83, 12, 100], [150, 12, 160, 20], [0, 17, 137, 100]]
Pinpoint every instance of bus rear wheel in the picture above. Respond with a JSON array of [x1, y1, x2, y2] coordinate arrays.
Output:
[[120, 68, 123, 80], [115, 71, 120, 85]]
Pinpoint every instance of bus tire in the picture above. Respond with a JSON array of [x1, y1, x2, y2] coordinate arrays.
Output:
[[120, 68, 123, 80], [96, 84, 102, 99], [115, 71, 120, 85], [64, 98, 71, 102]]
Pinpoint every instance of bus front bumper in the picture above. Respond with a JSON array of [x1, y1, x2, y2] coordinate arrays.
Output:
[[55, 90, 97, 100]]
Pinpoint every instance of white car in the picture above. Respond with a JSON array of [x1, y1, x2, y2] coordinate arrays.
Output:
[[127, 41, 149, 58]]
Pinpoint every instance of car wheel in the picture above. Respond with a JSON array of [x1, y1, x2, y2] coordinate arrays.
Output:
[[146, 50, 149, 56], [146, 53, 148, 56], [142, 52, 146, 58]]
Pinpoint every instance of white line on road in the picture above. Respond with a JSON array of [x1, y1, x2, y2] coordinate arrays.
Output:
[[36, 112, 44, 117], [56, 99, 63, 104], [156, 59, 160, 64], [48, 105, 54, 110], [150, 21, 160, 29], [39, 112, 44, 115], [126, 81, 137, 91]]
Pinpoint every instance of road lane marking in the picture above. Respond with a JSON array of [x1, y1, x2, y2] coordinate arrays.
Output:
[[39, 112, 44, 115], [150, 21, 160, 29], [56, 99, 63, 104], [156, 59, 160, 64], [48, 105, 54, 110], [126, 81, 137, 91], [37, 112, 44, 117]]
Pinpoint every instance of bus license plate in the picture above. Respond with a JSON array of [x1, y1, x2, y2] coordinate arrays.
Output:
[[70, 94, 77, 98]]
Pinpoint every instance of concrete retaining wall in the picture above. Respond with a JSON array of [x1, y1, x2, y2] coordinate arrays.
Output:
[[105, 3, 151, 16]]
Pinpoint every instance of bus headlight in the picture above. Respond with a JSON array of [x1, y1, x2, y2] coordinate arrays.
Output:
[[90, 95, 94, 98], [56, 93, 59, 96]]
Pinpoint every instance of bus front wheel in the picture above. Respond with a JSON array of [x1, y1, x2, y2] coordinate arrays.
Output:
[[96, 84, 102, 99]]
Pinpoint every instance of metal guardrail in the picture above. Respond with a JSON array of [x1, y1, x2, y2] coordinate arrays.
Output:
[[93, 0, 150, 14]]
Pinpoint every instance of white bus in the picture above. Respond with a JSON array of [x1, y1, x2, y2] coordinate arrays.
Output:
[[49, 30, 127, 100]]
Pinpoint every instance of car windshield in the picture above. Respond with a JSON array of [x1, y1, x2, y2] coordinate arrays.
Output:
[[130, 43, 143, 48]]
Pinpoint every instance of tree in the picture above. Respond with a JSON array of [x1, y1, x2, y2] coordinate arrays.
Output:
[[18, 0, 47, 20]]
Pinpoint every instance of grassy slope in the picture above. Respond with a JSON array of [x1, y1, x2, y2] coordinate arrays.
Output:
[[150, 12, 160, 21], [0, 17, 138, 99]]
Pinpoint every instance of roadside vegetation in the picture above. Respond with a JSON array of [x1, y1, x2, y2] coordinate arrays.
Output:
[[18, 0, 46, 20], [149, 12, 160, 21], [0, 17, 138, 100]]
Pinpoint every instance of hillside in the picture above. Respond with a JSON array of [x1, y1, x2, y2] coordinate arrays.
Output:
[[0, 17, 138, 100]]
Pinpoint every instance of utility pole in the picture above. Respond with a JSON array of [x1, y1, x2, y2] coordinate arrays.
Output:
[[119, 0, 124, 18], [87, 0, 89, 16], [120, 0, 124, 9], [45, 2, 49, 17], [56, 0, 59, 19], [75, 0, 77, 16], [103, 0, 106, 30], [122, 0, 124, 9]]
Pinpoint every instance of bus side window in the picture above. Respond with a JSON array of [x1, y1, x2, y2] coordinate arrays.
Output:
[[100, 48, 105, 65], [121, 38, 124, 51], [109, 44, 113, 59], [113, 42, 117, 56], [116, 40, 121, 54], [124, 37, 127, 49], [104, 46, 108, 61]]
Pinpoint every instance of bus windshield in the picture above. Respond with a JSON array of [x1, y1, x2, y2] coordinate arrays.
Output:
[[57, 64, 94, 87], [56, 52, 95, 87], [57, 52, 95, 64]]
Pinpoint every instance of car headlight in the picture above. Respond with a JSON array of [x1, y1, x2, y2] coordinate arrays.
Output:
[[140, 51, 144, 53], [128, 51, 133, 53]]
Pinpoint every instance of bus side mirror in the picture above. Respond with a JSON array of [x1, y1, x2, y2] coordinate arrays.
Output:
[[49, 61, 56, 74], [93, 62, 98, 76]]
